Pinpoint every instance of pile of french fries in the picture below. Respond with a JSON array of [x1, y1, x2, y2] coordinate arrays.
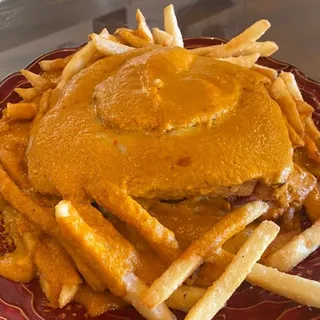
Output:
[[1, 4, 320, 320]]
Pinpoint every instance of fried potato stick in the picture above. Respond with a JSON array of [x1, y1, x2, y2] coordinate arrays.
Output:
[[185, 221, 279, 320], [218, 53, 260, 68], [264, 218, 320, 272], [143, 201, 268, 309], [164, 4, 183, 47], [207, 20, 271, 58], [39, 56, 72, 72], [14, 87, 40, 101], [5, 102, 36, 120], [136, 9, 153, 42], [20, 70, 53, 92], [270, 77, 304, 138], [88, 183, 181, 261], [152, 28, 173, 46], [55, 201, 175, 320]]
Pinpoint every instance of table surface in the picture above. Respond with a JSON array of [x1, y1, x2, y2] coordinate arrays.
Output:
[[0, 0, 319, 80]]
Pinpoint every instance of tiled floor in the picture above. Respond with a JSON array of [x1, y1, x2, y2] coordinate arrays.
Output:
[[0, 0, 319, 79]]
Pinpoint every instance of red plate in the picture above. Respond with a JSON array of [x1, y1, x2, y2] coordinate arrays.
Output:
[[1, 38, 320, 320]]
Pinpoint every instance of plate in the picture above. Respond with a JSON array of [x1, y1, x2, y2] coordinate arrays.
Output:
[[1, 38, 320, 320]]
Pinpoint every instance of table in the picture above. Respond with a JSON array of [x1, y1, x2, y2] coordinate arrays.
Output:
[[0, 0, 319, 80]]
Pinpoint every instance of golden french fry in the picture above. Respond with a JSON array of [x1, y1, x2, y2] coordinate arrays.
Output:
[[136, 9, 153, 42], [239, 41, 279, 57], [92, 34, 134, 55], [195, 41, 277, 57], [58, 41, 96, 89], [152, 28, 173, 46], [304, 187, 320, 222], [279, 71, 303, 101], [270, 77, 304, 138], [166, 285, 205, 313], [5, 102, 36, 120], [207, 246, 320, 309], [252, 64, 278, 80], [20, 69, 53, 92], [62, 241, 107, 292], [248, 263, 320, 308], [190, 46, 214, 55], [0, 208, 36, 283], [115, 28, 150, 48], [74, 284, 127, 317], [88, 183, 181, 261], [55, 201, 134, 295], [208, 20, 271, 58], [123, 273, 175, 320], [28, 234, 82, 308], [285, 119, 305, 148], [305, 117, 320, 141], [39, 56, 72, 72], [0, 165, 58, 237], [185, 221, 279, 320], [143, 201, 268, 309], [55, 201, 174, 320], [264, 218, 320, 272], [304, 134, 320, 164], [296, 100, 314, 116], [14, 87, 40, 101], [218, 53, 260, 68], [262, 229, 300, 258], [164, 4, 184, 47]]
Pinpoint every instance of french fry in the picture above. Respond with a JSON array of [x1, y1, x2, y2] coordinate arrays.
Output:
[[286, 120, 305, 148], [123, 273, 175, 320], [58, 41, 96, 89], [207, 20, 271, 58], [270, 77, 304, 138], [296, 100, 314, 116], [207, 245, 320, 309], [5, 102, 36, 121], [304, 134, 320, 164], [248, 263, 320, 308], [185, 221, 279, 320], [88, 183, 181, 261], [24, 233, 82, 308], [20, 69, 53, 92], [152, 28, 173, 46], [193, 41, 277, 57], [164, 4, 184, 47], [55, 201, 175, 320], [262, 229, 300, 258], [14, 87, 40, 101], [92, 34, 134, 55], [239, 41, 279, 57], [115, 28, 150, 48], [252, 64, 278, 80], [166, 285, 205, 312], [190, 46, 214, 55], [0, 208, 36, 282], [264, 218, 320, 272], [218, 53, 260, 68], [143, 201, 268, 309], [279, 71, 303, 101], [0, 165, 58, 237], [39, 56, 72, 72], [304, 187, 320, 222], [305, 117, 320, 141], [136, 9, 153, 42], [62, 241, 107, 292], [74, 284, 127, 317]]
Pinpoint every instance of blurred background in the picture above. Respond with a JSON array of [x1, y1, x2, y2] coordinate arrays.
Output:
[[0, 0, 319, 79]]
